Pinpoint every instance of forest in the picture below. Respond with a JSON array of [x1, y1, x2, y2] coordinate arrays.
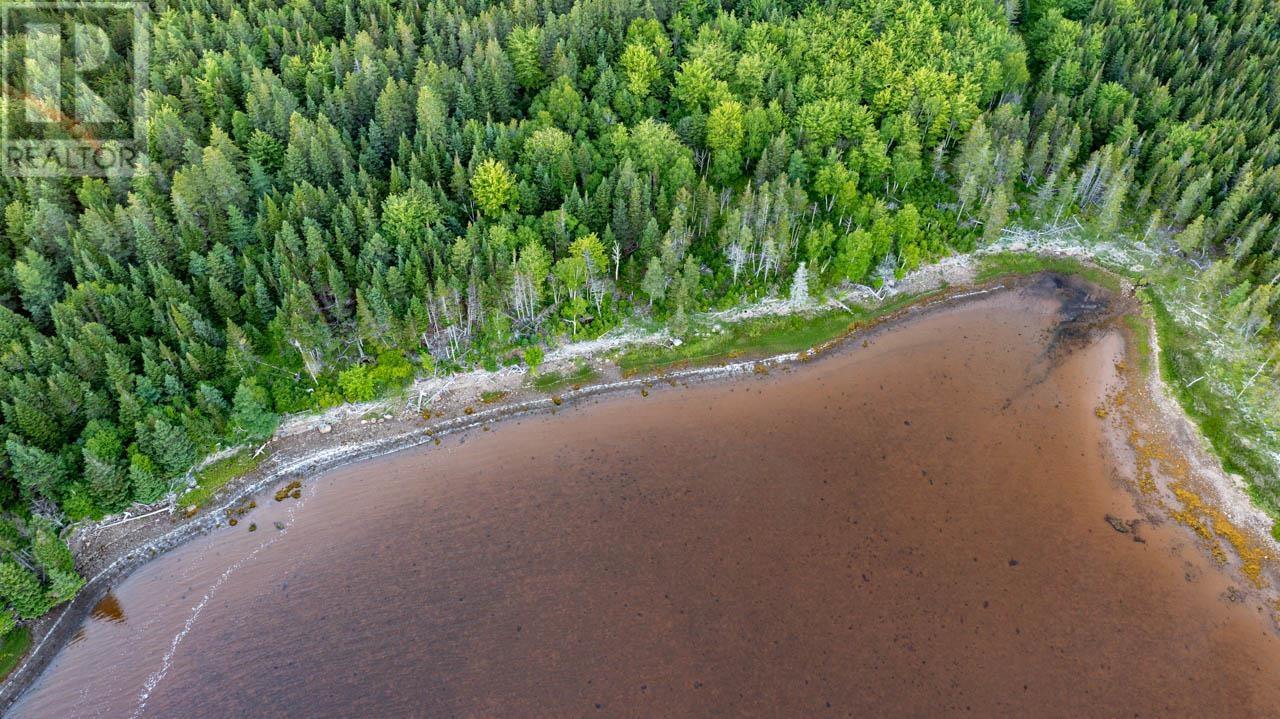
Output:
[[0, 0, 1276, 623]]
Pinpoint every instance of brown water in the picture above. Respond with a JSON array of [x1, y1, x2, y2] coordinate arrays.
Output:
[[14, 278, 1280, 718]]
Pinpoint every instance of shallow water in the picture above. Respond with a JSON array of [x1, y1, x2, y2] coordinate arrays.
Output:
[[14, 278, 1280, 717]]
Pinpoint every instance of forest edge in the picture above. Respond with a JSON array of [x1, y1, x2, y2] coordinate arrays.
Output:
[[0, 246, 1273, 711]]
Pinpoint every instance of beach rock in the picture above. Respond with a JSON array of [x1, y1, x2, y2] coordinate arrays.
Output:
[[317, 424, 332, 434], [1104, 514, 1130, 533], [274, 479, 303, 502], [274, 521, 286, 531]]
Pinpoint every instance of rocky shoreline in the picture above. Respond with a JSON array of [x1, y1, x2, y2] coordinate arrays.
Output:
[[0, 261, 1002, 710], [2, 259, 1276, 712]]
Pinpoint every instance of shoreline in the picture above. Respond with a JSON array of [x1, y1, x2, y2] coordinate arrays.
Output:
[[2, 258, 1275, 711], [1107, 303, 1280, 593]]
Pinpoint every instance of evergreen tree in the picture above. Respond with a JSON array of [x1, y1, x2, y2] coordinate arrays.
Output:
[[139, 418, 197, 479], [230, 378, 279, 441], [0, 559, 51, 619]]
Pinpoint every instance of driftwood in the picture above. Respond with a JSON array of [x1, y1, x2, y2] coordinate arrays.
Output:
[[1237, 356, 1275, 399], [830, 297, 855, 314], [93, 503, 174, 531], [417, 377, 455, 411], [999, 218, 1084, 242]]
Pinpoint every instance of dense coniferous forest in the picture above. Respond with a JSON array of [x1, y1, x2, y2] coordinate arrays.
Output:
[[0, 0, 1277, 621]]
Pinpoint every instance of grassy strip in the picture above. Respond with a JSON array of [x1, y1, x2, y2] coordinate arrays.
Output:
[[975, 251, 1125, 292], [0, 628, 29, 681], [480, 389, 510, 403], [528, 362, 598, 392], [616, 291, 932, 377], [1141, 289, 1280, 524], [1122, 312, 1154, 376], [178, 449, 265, 509]]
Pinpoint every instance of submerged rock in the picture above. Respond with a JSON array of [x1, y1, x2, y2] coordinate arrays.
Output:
[[274, 479, 303, 502], [1105, 514, 1131, 533]]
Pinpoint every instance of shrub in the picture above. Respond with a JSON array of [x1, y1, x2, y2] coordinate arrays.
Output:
[[338, 365, 377, 402]]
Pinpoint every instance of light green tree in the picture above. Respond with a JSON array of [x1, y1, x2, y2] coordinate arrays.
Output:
[[706, 100, 745, 183], [470, 159, 517, 217], [641, 256, 667, 308], [621, 43, 661, 98]]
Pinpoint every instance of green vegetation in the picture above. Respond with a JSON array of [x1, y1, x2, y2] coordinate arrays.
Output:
[[619, 291, 931, 375], [529, 363, 598, 393], [337, 351, 416, 403], [1143, 289, 1280, 516], [1122, 312, 1154, 376], [619, 311, 856, 376], [0, 627, 29, 680], [0, 0, 1273, 627], [178, 450, 264, 509], [975, 253, 1122, 293]]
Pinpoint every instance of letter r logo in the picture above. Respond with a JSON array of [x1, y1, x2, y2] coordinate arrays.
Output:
[[1, 1, 150, 176], [23, 20, 120, 124]]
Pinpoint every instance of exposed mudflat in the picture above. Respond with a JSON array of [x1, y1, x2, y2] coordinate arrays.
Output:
[[13, 276, 1280, 718]]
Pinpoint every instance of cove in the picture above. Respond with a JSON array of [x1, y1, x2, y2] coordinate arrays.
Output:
[[13, 276, 1280, 717]]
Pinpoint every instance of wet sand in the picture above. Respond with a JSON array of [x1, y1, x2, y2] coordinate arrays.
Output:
[[13, 277, 1280, 717]]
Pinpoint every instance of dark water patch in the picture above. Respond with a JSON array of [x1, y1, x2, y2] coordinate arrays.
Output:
[[13, 286, 1280, 718], [1002, 273, 1132, 412], [88, 594, 125, 625], [1042, 273, 1124, 357]]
